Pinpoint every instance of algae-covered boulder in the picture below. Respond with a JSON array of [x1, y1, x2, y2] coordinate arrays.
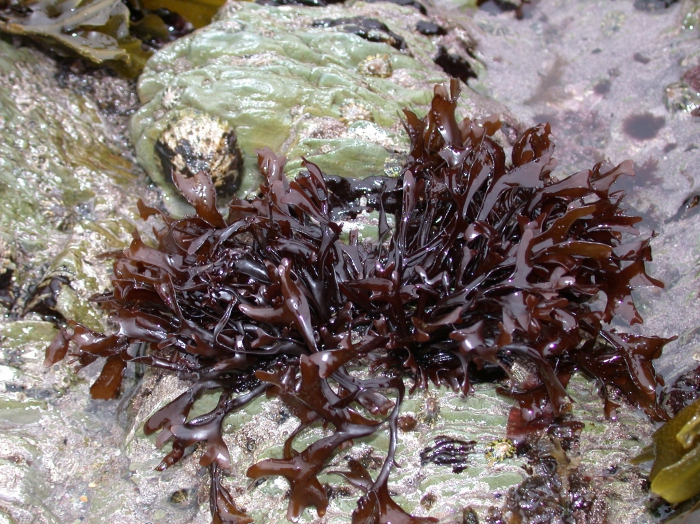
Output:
[[130, 0, 499, 206], [0, 39, 141, 323], [0, 40, 153, 523]]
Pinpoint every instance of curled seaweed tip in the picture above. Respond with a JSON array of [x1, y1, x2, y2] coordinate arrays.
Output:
[[46, 80, 673, 523]]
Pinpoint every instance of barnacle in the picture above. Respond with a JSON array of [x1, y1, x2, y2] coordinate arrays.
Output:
[[358, 53, 393, 78], [485, 438, 516, 464], [46, 80, 672, 523], [632, 397, 700, 504], [420, 391, 441, 426]]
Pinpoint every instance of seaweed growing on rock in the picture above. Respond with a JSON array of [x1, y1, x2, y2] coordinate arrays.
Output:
[[46, 80, 671, 523]]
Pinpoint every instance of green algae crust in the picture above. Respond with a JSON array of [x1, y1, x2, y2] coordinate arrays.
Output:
[[131, 1, 483, 207]]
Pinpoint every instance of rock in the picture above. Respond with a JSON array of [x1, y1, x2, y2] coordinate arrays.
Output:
[[130, 1, 507, 210], [1, 0, 699, 523], [0, 40, 164, 523], [0, 39, 142, 324]]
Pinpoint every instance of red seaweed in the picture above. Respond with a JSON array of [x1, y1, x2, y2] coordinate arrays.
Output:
[[46, 80, 672, 523]]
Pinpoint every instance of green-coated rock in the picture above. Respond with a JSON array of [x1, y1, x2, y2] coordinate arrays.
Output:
[[0, 39, 142, 322], [0, 41, 166, 524], [131, 1, 489, 209]]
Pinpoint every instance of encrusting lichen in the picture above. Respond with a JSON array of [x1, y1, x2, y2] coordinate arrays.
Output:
[[46, 80, 672, 523]]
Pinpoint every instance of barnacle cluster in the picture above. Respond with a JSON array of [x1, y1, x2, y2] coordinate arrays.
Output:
[[46, 81, 672, 523]]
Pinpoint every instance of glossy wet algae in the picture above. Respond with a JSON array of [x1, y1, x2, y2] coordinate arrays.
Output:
[[58, 78, 671, 522]]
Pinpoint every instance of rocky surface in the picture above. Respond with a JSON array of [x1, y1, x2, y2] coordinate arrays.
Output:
[[130, 0, 511, 211], [0, 39, 156, 523], [469, 0, 700, 386], [0, 0, 699, 523]]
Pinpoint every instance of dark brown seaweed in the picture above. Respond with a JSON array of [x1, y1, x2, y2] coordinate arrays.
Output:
[[46, 80, 672, 523]]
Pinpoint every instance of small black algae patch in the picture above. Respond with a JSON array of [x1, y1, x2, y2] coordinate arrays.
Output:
[[434, 46, 477, 83], [415, 21, 447, 36], [623, 113, 666, 140], [634, 0, 679, 11], [634, 52, 651, 64], [420, 436, 476, 473], [313, 16, 407, 50], [593, 79, 611, 95]]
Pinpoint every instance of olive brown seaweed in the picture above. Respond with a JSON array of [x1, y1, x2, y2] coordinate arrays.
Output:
[[46, 80, 672, 523], [632, 397, 700, 504], [0, 0, 220, 77]]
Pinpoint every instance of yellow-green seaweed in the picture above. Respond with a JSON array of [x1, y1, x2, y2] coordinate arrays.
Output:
[[632, 398, 700, 504], [0, 0, 226, 77]]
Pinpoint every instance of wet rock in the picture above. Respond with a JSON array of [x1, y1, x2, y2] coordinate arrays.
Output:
[[0, 39, 143, 324], [365, 0, 427, 15], [131, 1, 496, 209], [0, 40, 174, 523]]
